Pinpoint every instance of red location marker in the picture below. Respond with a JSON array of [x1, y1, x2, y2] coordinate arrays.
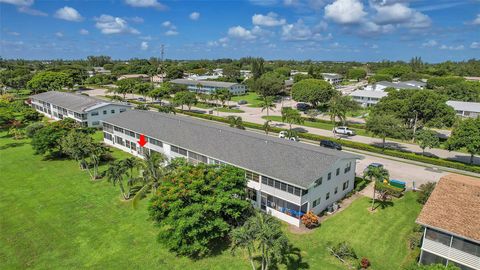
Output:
[[137, 134, 147, 147]]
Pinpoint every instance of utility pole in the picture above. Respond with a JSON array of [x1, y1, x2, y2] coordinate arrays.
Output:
[[158, 44, 165, 81], [412, 110, 418, 143]]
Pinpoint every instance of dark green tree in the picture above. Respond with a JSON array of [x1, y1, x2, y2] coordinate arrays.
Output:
[[291, 79, 337, 107], [446, 117, 480, 164]]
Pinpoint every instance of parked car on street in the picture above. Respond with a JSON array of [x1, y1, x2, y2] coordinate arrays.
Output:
[[237, 100, 248, 105], [296, 103, 311, 111], [363, 162, 384, 174], [319, 140, 342, 150], [278, 131, 299, 142], [333, 126, 356, 136], [137, 97, 146, 102]]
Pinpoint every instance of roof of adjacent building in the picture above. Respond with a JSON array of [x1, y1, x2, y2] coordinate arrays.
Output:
[[416, 174, 480, 243], [446, 100, 480, 113], [170, 78, 240, 88], [30, 91, 131, 113], [103, 110, 359, 188], [321, 73, 343, 79], [376, 80, 425, 89], [118, 74, 149, 79], [349, 90, 388, 98]]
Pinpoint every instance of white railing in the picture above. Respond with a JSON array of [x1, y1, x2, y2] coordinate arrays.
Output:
[[423, 238, 480, 269]]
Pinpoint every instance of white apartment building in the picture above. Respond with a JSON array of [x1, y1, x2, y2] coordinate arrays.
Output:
[[29, 91, 132, 127], [170, 79, 246, 95], [321, 73, 343, 85], [102, 110, 359, 226], [349, 90, 388, 107], [416, 174, 480, 270], [446, 101, 480, 119]]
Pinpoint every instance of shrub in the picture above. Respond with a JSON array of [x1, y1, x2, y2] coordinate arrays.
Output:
[[360, 257, 370, 269], [301, 211, 319, 228], [417, 182, 436, 204], [375, 181, 404, 198]]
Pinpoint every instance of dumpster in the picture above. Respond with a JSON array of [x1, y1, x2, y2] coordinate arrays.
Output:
[[389, 179, 406, 189]]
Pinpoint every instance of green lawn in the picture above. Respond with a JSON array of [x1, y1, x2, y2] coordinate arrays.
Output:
[[0, 132, 421, 270], [262, 115, 369, 136], [231, 92, 263, 107]]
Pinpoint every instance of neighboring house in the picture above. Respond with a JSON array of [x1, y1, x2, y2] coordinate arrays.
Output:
[[88, 67, 111, 77], [284, 79, 294, 93], [321, 73, 343, 85], [118, 74, 150, 81], [349, 90, 388, 107], [464, 77, 480, 82], [102, 110, 359, 227], [291, 70, 308, 76], [416, 174, 480, 270], [446, 101, 480, 118], [240, 69, 252, 79], [151, 74, 165, 84], [29, 91, 132, 127], [364, 80, 425, 91], [170, 79, 246, 95]]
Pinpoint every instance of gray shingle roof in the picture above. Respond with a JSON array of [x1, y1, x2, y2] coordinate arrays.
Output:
[[103, 110, 358, 188], [170, 79, 240, 88], [446, 100, 480, 113], [30, 91, 130, 113]]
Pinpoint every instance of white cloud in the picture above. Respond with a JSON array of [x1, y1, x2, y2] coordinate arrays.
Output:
[[0, 0, 34, 6], [189, 12, 200, 20], [79, 29, 89, 35], [124, 0, 165, 9], [472, 14, 480, 25], [249, 0, 278, 6], [55, 32, 64, 37], [324, 0, 366, 24], [165, 30, 178, 36], [94, 14, 140, 35], [162, 21, 173, 27], [126, 16, 144, 23], [207, 37, 229, 47], [281, 19, 331, 41], [422, 40, 437, 48], [252, 12, 286, 26], [403, 11, 431, 29], [470, 42, 480, 49], [373, 3, 413, 25], [228, 26, 256, 40], [440, 44, 465, 51], [17, 6, 47, 16], [358, 21, 394, 36], [7, 31, 20, 36], [54, 6, 83, 22], [140, 41, 149, 50]]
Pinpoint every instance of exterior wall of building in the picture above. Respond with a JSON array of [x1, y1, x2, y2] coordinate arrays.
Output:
[[454, 110, 479, 119], [350, 95, 382, 107], [30, 98, 130, 127], [102, 122, 356, 227], [172, 82, 246, 95], [419, 227, 480, 270]]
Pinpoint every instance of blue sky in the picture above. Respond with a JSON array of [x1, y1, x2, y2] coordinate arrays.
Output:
[[1, 0, 479, 62]]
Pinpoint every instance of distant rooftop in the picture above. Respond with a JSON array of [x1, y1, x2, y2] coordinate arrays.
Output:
[[350, 90, 388, 98], [416, 174, 480, 242], [170, 78, 240, 88], [376, 80, 425, 89], [321, 73, 343, 79], [30, 91, 130, 113], [103, 110, 359, 188], [446, 100, 480, 113]]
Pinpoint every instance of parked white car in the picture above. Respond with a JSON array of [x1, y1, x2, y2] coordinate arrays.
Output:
[[333, 126, 356, 136], [278, 131, 299, 141]]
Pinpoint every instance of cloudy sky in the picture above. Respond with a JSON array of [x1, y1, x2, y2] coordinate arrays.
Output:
[[0, 0, 479, 62]]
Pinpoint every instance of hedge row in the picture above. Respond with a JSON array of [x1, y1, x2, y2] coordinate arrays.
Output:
[[375, 181, 404, 198], [143, 104, 480, 174]]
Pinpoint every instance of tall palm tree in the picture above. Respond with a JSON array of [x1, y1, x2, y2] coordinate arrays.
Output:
[[231, 224, 257, 270], [363, 166, 390, 210], [132, 151, 167, 208], [122, 157, 140, 189], [281, 107, 303, 131], [262, 120, 272, 135], [106, 161, 130, 200], [260, 96, 276, 117], [85, 143, 106, 180]]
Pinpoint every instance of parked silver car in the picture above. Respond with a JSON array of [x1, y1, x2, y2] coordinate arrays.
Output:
[[333, 126, 356, 136]]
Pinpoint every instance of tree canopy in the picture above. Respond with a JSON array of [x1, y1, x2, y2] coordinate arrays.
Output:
[[27, 71, 72, 93], [291, 78, 337, 107], [252, 72, 285, 97], [148, 163, 251, 257], [446, 117, 480, 164]]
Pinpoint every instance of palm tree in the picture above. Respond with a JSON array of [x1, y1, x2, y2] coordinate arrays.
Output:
[[227, 116, 245, 130], [363, 166, 390, 210], [281, 107, 303, 131], [260, 96, 276, 117], [122, 157, 140, 189], [262, 120, 272, 135], [85, 142, 106, 180], [132, 151, 167, 208], [231, 224, 257, 270], [105, 160, 130, 200], [327, 95, 360, 126]]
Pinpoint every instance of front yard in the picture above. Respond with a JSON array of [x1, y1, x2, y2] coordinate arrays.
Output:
[[0, 132, 421, 270]]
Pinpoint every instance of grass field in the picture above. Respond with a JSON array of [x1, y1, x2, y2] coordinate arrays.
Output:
[[0, 131, 421, 270], [231, 92, 263, 107], [215, 107, 245, 113]]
